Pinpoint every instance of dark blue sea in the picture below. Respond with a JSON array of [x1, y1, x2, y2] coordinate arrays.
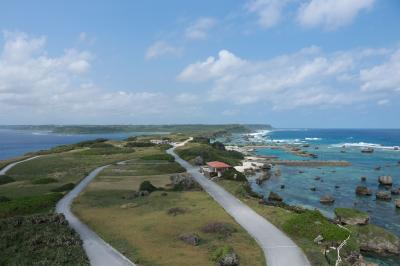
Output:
[[0, 129, 158, 160]]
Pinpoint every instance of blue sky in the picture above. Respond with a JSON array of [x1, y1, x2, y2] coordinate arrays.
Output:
[[0, 0, 399, 128]]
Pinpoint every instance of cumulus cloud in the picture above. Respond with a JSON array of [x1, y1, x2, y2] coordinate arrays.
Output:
[[145, 41, 181, 60], [185, 17, 216, 40], [246, 0, 292, 28], [297, 0, 375, 30], [0, 31, 169, 123], [178, 46, 398, 110]]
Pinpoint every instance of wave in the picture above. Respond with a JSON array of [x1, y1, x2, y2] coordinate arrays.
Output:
[[332, 142, 400, 151], [305, 137, 322, 141]]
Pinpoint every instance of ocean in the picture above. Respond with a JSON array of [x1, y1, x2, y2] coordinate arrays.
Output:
[[0, 129, 159, 160]]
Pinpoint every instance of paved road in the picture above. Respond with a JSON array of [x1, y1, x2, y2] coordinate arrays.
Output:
[[0, 156, 41, 175], [167, 140, 311, 266], [56, 164, 136, 266]]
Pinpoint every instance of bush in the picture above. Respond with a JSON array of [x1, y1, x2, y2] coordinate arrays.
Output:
[[282, 210, 348, 242], [139, 181, 158, 193], [211, 245, 234, 262], [167, 207, 187, 216], [221, 169, 247, 182], [0, 193, 63, 218], [51, 183, 75, 192], [0, 175, 15, 185], [0, 196, 10, 203], [124, 142, 155, 147], [90, 142, 114, 148], [140, 154, 175, 162], [32, 177, 58, 184], [201, 222, 236, 237], [211, 141, 226, 151]]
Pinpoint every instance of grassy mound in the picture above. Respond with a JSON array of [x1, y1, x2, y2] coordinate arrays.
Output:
[[0, 213, 89, 265], [0, 193, 63, 218], [0, 175, 15, 185], [32, 177, 58, 184], [334, 208, 369, 220]]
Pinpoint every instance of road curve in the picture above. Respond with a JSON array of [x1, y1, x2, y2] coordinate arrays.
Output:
[[0, 156, 41, 175], [56, 164, 136, 266], [167, 139, 311, 266]]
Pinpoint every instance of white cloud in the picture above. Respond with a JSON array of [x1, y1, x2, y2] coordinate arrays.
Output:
[[360, 49, 400, 92], [297, 0, 375, 30], [185, 17, 216, 40], [145, 41, 181, 60], [0, 31, 170, 123], [246, 0, 292, 28], [178, 47, 398, 110], [78, 32, 95, 45], [377, 99, 389, 106]]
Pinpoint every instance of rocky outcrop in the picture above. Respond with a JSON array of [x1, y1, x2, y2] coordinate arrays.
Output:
[[219, 252, 239, 266], [357, 225, 400, 256], [179, 233, 200, 246], [355, 186, 372, 196], [361, 176, 367, 182], [193, 156, 204, 166], [334, 208, 369, 225], [320, 195, 335, 204], [391, 187, 400, 195], [396, 199, 400, 209], [378, 176, 393, 186], [268, 191, 283, 202], [376, 191, 391, 201], [255, 171, 270, 185]]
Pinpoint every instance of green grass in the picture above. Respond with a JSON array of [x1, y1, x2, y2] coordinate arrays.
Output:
[[0, 213, 89, 266], [32, 177, 58, 184], [334, 208, 369, 219], [140, 154, 175, 162], [51, 183, 75, 192], [0, 193, 63, 218], [175, 142, 243, 166]]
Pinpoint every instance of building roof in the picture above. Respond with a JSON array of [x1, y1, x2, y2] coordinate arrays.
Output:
[[206, 161, 231, 169]]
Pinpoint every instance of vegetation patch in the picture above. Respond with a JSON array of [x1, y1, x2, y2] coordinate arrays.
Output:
[[32, 177, 58, 184], [334, 208, 369, 220], [0, 213, 89, 266], [211, 245, 234, 262], [201, 222, 237, 238], [140, 153, 175, 162], [167, 207, 187, 216], [51, 183, 75, 192], [0, 196, 10, 203], [139, 180, 158, 193], [124, 142, 155, 148], [0, 175, 15, 185], [0, 193, 63, 218], [221, 168, 247, 182]]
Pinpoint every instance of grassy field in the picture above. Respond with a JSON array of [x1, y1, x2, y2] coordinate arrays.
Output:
[[73, 158, 265, 266]]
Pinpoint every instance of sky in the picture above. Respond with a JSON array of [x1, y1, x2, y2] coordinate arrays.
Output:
[[0, 0, 399, 128]]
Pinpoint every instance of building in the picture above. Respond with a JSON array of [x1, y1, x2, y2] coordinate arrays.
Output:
[[201, 161, 232, 177]]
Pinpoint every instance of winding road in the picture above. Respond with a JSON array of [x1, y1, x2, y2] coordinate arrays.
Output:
[[167, 139, 311, 266], [0, 156, 41, 175]]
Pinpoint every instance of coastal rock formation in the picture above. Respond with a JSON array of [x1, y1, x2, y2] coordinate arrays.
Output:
[[314, 176, 321, 180], [274, 169, 281, 177], [310, 187, 316, 192], [361, 176, 367, 181], [268, 192, 283, 202], [179, 233, 200, 246], [391, 188, 400, 195], [358, 225, 400, 256], [334, 208, 369, 225], [255, 172, 270, 185], [376, 191, 391, 201], [320, 195, 335, 204], [355, 186, 372, 196], [396, 199, 400, 209], [378, 176, 393, 186]]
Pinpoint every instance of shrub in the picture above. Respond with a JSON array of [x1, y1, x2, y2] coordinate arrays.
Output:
[[140, 154, 175, 162], [0, 193, 63, 218], [221, 169, 247, 182], [51, 183, 75, 192], [201, 222, 236, 237], [32, 177, 58, 184], [125, 136, 137, 141], [139, 181, 158, 193], [167, 207, 187, 216], [211, 141, 226, 151], [124, 142, 155, 147], [90, 142, 114, 148], [0, 175, 15, 185], [211, 245, 233, 262], [0, 196, 10, 203]]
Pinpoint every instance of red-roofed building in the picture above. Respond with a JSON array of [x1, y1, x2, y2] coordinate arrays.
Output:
[[203, 161, 232, 177]]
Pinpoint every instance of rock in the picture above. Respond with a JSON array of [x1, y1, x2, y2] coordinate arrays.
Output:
[[320, 195, 335, 204], [395, 199, 400, 209], [391, 188, 400, 195], [219, 252, 239, 266], [179, 233, 200, 246], [374, 166, 381, 171], [361, 176, 367, 182], [268, 191, 283, 202], [335, 185, 340, 189], [167, 207, 187, 216], [120, 203, 138, 209], [137, 190, 149, 197], [193, 156, 204, 166], [280, 184, 285, 189], [314, 235, 324, 244], [161, 192, 168, 196], [310, 187, 316, 192], [255, 172, 270, 185], [274, 169, 281, 177], [314, 176, 321, 180], [378, 175, 393, 186], [298, 170, 304, 174], [356, 186, 372, 196], [358, 224, 400, 256], [376, 191, 392, 201], [335, 208, 369, 225]]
